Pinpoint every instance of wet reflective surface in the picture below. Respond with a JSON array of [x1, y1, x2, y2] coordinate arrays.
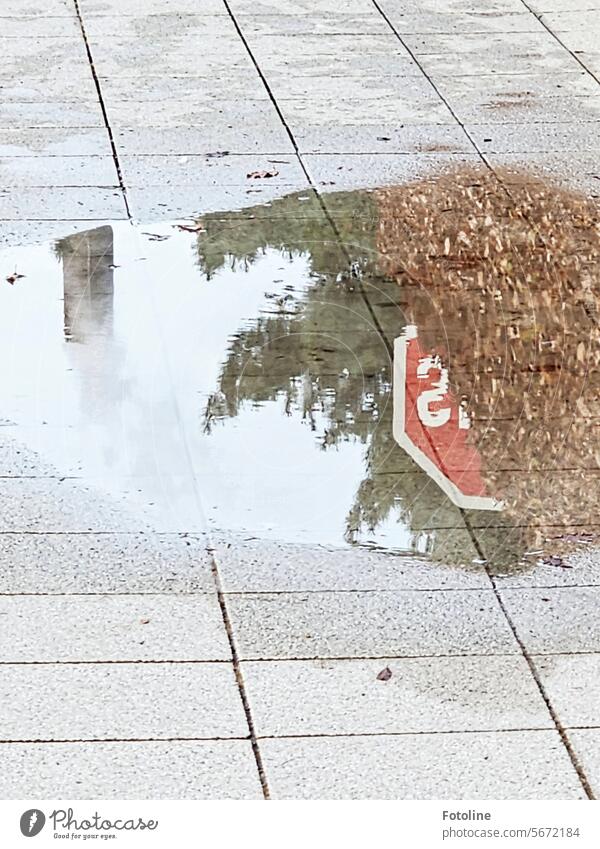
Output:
[[2, 167, 600, 571]]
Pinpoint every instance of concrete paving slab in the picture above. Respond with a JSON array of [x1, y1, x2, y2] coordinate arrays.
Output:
[[120, 154, 306, 187], [269, 73, 438, 101], [539, 10, 600, 31], [0, 740, 263, 799], [114, 126, 294, 156], [260, 731, 585, 799], [294, 123, 473, 154], [379, 11, 546, 34], [248, 34, 419, 73], [0, 476, 205, 533], [243, 656, 551, 736], [0, 128, 110, 157], [0, 156, 118, 187], [105, 98, 282, 130], [0, 0, 73, 14], [530, 0, 600, 11], [533, 654, 600, 728], [98, 72, 270, 103], [227, 589, 519, 659], [566, 729, 600, 799], [433, 71, 600, 99], [0, 595, 229, 662], [228, 0, 377, 12], [546, 31, 600, 53], [0, 187, 126, 219], [260, 50, 424, 78], [575, 53, 600, 80], [0, 75, 99, 102], [281, 98, 455, 126], [468, 122, 600, 153], [235, 13, 391, 35], [0, 219, 114, 249], [0, 102, 105, 129], [0, 532, 215, 594], [304, 153, 481, 190], [80, 0, 229, 13], [89, 37, 251, 78], [213, 536, 488, 592], [0, 17, 81, 37], [0, 663, 245, 740], [377, 0, 531, 12], [419, 48, 579, 77], [487, 152, 600, 194], [500, 587, 600, 654], [127, 184, 311, 221], [84, 13, 236, 38], [453, 96, 600, 124], [0, 37, 91, 79], [401, 31, 565, 57]]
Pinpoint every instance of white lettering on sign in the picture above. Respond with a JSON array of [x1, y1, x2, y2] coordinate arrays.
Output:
[[416, 355, 471, 430], [416, 355, 451, 428]]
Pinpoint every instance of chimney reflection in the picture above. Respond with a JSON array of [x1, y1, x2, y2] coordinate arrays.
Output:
[[59, 225, 114, 342]]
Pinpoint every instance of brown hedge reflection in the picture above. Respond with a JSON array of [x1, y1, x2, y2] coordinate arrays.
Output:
[[374, 169, 600, 531]]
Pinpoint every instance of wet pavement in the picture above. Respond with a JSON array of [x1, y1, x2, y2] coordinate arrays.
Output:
[[2, 0, 600, 801]]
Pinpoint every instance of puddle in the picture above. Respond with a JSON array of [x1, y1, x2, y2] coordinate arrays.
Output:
[[1, 166, 600, 572]]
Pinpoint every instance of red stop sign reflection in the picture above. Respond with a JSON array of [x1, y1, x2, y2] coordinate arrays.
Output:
[[393, 326, 503, 512]]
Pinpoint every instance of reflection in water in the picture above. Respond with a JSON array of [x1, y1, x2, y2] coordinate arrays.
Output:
[[196, 168, 600, 567], [60, 226, 115, 342], [1, 167, 600, 570]]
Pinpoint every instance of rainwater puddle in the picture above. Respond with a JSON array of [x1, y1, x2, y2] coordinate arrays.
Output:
[[1, 167, 599, 573]]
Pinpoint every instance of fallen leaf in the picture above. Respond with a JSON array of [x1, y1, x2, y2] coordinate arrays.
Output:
[[140, 617, 151, 625], [247, 169, 279, 179], [376, 666, 392, 681]]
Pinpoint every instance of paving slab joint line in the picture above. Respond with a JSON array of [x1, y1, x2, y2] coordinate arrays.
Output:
[[209, 553, 271, 799], [465, 522, 596, 799], [518, 0, 600, 89], [369, 0, 483, 160], [221, 0, 312, 188], [71, 0, 132, 219], [0, 736, 249, 744], [254, 727, 565, 740]]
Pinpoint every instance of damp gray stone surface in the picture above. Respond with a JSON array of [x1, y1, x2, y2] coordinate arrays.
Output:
[[0, 595, 231, 662], [226, 590, 519, 659], [259, 732, 586, 800], [0, 740, 263, 800], [0, 663, 246, 741], [242, 656, 552, 736]]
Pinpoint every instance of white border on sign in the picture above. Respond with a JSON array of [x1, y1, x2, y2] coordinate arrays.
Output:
[[393, 327, 503, 512]]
